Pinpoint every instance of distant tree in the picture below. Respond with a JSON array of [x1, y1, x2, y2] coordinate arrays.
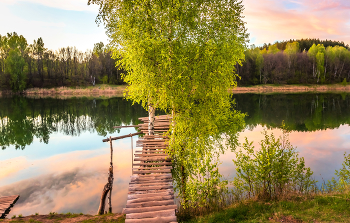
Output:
[[284, 42, 299, 69], [268, 44, 280, 54], [5, 48, 26, 92]]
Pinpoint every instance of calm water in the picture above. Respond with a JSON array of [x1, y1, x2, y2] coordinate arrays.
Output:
[[1, 94, 350, 216]]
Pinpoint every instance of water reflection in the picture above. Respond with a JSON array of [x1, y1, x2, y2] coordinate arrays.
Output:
[[1, 94, 350, 216], [233, 93, 350, 131], [0, 96, 148, 150], [0, 132, 134, 216]]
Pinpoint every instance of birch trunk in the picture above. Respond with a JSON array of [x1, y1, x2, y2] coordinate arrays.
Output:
[[148, 105, 155, 135]]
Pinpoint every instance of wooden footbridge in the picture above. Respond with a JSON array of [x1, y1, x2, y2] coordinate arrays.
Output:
[[0, 195, 19, 219], [102, 115, 177, 223]]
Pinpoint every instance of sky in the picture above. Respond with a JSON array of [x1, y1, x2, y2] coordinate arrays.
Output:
[[0, 0, 350, 52]]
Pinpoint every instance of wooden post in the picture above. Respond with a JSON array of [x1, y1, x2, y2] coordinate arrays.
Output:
[[97, 137, 114, 215], [108, 136, 113, 213], [130, 134, 133, 170]]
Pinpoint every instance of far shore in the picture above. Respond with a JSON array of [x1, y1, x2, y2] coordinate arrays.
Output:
[[1, 84, 350, 98]]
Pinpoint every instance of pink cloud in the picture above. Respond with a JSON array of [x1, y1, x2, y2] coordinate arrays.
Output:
[[243, 0, 350, 46]]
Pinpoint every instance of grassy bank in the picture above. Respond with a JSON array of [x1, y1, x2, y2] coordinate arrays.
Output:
[[0, 212, 125, 223], [0, 84, 125, 98], [183, 191, 350, 223], [3, 191, 350, 222], [2, 84, 350, 99], [231, 84, 350, 94]]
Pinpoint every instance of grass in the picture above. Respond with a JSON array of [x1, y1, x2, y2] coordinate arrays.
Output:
[[3, 213, 125, 223], [183, 192, 350, 222]]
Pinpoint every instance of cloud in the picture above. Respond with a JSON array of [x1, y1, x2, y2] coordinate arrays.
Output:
[[0, 147, 133, 216], [244, 0, 350, 46], [2, 0, 99, 12]]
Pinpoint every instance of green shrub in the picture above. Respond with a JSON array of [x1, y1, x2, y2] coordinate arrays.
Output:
[[232, 127, 316, 200], [341, 78, 347, 86], [101, 75, 108, 84], [324, 152, 350, 192]]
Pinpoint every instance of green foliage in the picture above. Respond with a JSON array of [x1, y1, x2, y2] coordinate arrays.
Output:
[[341, 78, 347, 86], [232, 128, 316, 200], [285, 42, 299, 55], [5, 48, 26, 92], [268, 44, 280, 54], [323, 152, 350, 193], [308, 44, 325, 82], [284, 42, 299, 69], [101, 75, 108, 84], [89, 0, 248, 209]]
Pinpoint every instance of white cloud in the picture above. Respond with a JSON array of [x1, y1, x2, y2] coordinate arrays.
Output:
[[2, 0, 99, 12], [0, 1, 107, 51]]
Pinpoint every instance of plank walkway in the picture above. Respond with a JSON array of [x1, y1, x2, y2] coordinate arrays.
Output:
[[123, 115, 177, 223], [0, 195, 19, 219]]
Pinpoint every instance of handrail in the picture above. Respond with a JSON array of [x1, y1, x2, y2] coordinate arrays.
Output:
[[102, 132, 142, 142]]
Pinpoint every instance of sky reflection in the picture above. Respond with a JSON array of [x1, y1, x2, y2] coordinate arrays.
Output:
[[0, 130, 136, 217], [219, 124, 350, 185], [1, 124, 350, 217]]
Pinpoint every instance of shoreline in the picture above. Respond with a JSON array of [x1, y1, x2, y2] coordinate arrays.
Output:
[[1, 84, 350, 99], [231, 84, 350, 93]]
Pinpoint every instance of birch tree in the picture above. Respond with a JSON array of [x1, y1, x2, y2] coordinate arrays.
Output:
[[88, 0, 248, 207]]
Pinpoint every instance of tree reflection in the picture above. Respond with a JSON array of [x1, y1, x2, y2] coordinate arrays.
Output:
[[1, 94, 350, 150], [233, 93, 350, 131], [0, 96, 148, 150]]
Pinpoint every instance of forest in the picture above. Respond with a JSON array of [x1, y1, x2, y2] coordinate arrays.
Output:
[[0, 32, 126, 92], [1, 33, 350, 92], [238, 39, 350, 85]]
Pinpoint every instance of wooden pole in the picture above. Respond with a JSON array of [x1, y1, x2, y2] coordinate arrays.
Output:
[[109, 136, 113, 213], [97, 136, 114, 215], [102, 132, 142, 142], [131, 134, 133, 170]]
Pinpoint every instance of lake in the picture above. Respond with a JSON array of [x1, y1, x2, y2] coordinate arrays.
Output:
[[1, 93, 350, 217]]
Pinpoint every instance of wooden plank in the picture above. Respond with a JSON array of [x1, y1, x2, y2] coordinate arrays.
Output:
[[133, 169, 171, 174], [113, 125, 140, 128], [132, 166, 172, 170], [134, 154, 169, 157], [137, 139, 167, 142], [123, 204, 177, 214], [134, 150, 167, 154], [133, 162, 172, 166], [134, 157, 171, 162], [126, 195, 174, 204], [126, 209, 175, 219], [127, 191, 174, 200], [0, 195, 19, 219], [138, 146, 168, 149], [129, 182, 172, 188], [130, 174, 172, 180], [128, 185, 173, 191], [128, 189, 174, 195], [129, 180, 173, 186], [125, 200, 175, 208], [125, 216, 177, 223]]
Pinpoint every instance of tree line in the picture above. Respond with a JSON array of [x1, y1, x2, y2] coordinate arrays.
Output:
[[259, 38, 349, 52], [238, 40, 350, 85], [0, 32, 126, 92], [0, 96, 148, 150]]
